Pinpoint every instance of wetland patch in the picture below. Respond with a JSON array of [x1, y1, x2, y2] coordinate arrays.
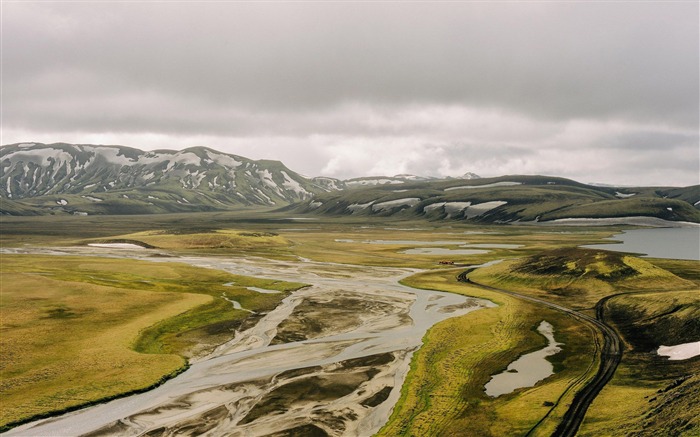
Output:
[[484, 321, 562, 397]]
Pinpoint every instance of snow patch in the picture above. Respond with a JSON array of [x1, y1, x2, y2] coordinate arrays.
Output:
[[371, 198, 421, 212], [657, 341, 700, 360], [2, 148, 74, 167], [533, 217, 700, 227], [206, 151, 241, 168], [56, 199, 68, 205], [445, 182, 521, 191], [444, 202, 472, 217], [309, 201, 323, 209], [464, 201, 507, 218], [346, 179, 404, 186], [347, 201, 375, 213], [423, 202, 446, 212], [93, 147, 138, 165], [615, 191, 636, 198], [281, 171, 310, 196], [82, 196, 103, 202]]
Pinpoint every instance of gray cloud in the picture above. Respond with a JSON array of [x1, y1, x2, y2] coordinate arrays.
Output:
[[2, 2, 698, 186]]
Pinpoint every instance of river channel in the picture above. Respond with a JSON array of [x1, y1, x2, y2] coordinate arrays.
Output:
[[3, 247, 495, 437]]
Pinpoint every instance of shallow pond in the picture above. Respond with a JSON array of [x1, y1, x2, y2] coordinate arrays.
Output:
[[582, 227, 700, 261], [484, 321, 562, 397], [401, 247, 489, 256], [335, 239, 465, 245]]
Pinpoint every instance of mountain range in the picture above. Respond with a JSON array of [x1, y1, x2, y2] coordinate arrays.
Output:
[[2, 142, 698, 223]]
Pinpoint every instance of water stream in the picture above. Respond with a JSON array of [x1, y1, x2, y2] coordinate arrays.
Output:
[[2, 247, 495, 437]]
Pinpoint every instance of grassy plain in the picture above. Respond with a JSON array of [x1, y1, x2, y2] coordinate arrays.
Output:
[[2, 212, 697, 435], [467, 251, 700, 436], [0, 254, 305, 429], [468, 248, 696, 312], [580, 290, 700, 436], [377, 269, 599, 437]]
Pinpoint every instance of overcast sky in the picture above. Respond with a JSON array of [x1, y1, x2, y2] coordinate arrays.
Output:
[[2, 2, 698, 186]]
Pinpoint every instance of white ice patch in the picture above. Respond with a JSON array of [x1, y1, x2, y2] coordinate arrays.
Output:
[[445, 182, 521, 191], [93, 147, 138, 165], [309, 201, 323, 209], [254, 188, 274, 205], [205, 151, 241, 168], [2, 148, 74, 167], [281, 171, 310, 196], [423, 202, 446, 212], [346, 179, 404, 186], [82, 196, 103, 202], [464, 201, 507, 218], [444, 202, 472, 217], [371, 198, 421, 212], [256, 170, 283, 196], [657, 341, 700, 360], [615, 191, 636, 198], [347, 201, 375, 213], [56, 199, 68, 205], [164, 151, 202, 171], [667, 207, 673, 212]]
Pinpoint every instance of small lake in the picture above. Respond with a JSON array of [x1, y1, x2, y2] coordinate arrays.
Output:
[[335, 239, 466, 245], [401, 248, 489, 256], [582, 227, 700, 261], [484, 321, 562, 397]]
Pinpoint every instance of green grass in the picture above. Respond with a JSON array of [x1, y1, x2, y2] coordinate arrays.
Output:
[[468, 248, 695, 311], [377, 269, 599, 437], [580, 290, 700, 436], [0, 254, 305, 428], [2, 213, 696, 435]]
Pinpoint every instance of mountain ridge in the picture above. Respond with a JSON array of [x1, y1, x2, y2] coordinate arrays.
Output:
[[1, 142, 341, 215], [2, 143, 698, 222]]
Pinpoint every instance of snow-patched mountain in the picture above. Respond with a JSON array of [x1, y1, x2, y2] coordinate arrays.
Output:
[[1, 143, 335, 214], [288, 175, 700, 224], [461, 172, 481, 180], [344, 174, 443, 187]]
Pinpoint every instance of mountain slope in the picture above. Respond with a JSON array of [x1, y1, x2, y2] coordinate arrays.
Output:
[[287, 175, 700, 224], [1, 143, 338, 215]]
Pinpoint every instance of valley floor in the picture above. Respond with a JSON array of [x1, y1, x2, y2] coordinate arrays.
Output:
[[0, 214, 698, 436]]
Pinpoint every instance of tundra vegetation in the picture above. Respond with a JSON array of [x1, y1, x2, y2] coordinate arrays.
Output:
[[0, 212, 698, 435]]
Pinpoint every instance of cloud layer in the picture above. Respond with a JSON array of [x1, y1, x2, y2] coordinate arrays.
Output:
[[2, 2, 698, 185]]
